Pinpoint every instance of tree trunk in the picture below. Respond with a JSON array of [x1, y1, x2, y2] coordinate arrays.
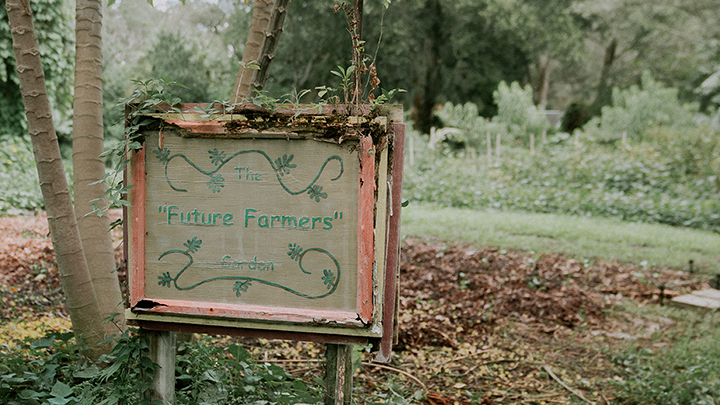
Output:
[[74, 0, 126, 337], [411, 0, 444, 134], [6, 0, 108, 361], [231, 0, 272, 103], [249, 0, 290, 94], [535, 54, 552, 110], [591, 38, 617, 115]]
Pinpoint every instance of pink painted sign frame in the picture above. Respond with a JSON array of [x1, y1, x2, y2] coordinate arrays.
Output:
[[126, 105, 404, 358]]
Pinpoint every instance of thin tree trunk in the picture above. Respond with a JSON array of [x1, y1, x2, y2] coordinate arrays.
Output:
[[535, 54, 551, 110], [6, 0, 108, 361], [592, 38, 617, 115], [249, 0, 290, 93], [231, 0, 272, 103], [74, 0, 126, 337], [411, 0, 444, 134]]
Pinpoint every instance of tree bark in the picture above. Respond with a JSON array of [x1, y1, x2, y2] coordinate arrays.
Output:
[[231, 0, 272, 103], [411, 0, 444, 134], [535, 54, 552, 110], [591, 38, 617, 115], [249, 0, 290, 93], [6, 0, 108, 361], [74, 0, 126, 337]]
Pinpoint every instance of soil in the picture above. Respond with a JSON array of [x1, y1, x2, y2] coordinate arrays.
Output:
[[0, 213, 709, 404]]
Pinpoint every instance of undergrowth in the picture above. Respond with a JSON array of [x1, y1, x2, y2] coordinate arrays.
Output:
[[0, 330, 328, 405], [404, 134, 720, 234], [0, 137, 45, 213], [610, 306, 720, 405]]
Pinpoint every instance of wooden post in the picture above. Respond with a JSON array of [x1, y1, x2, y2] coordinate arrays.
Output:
[[542, 129, 547, 144], [496, 133, 502, 157], [530, 133, 535, 154], [144, 329, 176, 405], [622, 130, 627, 145], [325, 343, 353, 405], [486, 131, 492, 161]]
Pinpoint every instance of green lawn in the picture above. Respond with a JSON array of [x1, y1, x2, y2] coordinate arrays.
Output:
[[401, 204, 720, 273]]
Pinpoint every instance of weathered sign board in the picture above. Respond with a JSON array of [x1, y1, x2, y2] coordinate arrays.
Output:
[[126, 104, 404, 360]]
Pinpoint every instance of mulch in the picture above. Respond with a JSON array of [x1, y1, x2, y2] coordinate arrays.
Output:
[[398, 239, 703, 348], [0, 214, 710, 404]]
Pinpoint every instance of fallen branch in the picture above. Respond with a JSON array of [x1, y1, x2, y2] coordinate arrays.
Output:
[[542, 365, 594, 405], [361, 362, 427, 391]]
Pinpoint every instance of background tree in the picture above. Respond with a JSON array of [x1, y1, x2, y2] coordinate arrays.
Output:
[[480, 0, 584, 110], [145, 31, 212, 102], [0, 0, 73, 142]]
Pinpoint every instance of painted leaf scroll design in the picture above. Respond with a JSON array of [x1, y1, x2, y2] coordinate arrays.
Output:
[[157, 237, 341, 299], [274, 153, 297, 176], [233, 280, 252, 297], [307, 185, 328, 202], [206, 173, 225, 193], [152, 144, 343, 202], [208, 148, 227, 166]]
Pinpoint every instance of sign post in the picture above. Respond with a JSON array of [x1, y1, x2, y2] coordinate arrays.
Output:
[[126, 104, 404, 402]]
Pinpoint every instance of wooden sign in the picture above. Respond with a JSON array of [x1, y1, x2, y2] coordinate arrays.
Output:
[[126, 105, 404, 359]]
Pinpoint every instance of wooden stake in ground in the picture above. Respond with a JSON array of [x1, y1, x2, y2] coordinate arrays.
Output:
[[486, 131, 492, 161], [530, 133, 535, 154], [325, 344, 353, 405], [6, 0, 109, 361], [145, 330, 177, 405]]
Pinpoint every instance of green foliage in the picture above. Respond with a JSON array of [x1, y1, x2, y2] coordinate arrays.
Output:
[[93, 78, 185, 216], [144, 32, 211, 103], [404, 125, 720, 234], [492, 81, 549, 141], [584, 71, 698, 142], [0, 0, 74, 141], [611, 310, 720, 404], [0, 331, 82, 404], [1, 329, 324, 405], [434, 84, 549, 150], [174, 338, 323, 404], [74, 332, 159, 405], [434, 102, 494, 149], [0, 137, 44, 213]]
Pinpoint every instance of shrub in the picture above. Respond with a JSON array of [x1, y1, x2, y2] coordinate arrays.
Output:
[[433, 82, 549, 150], [434, 102, 505, 150], [492, 81, 549, 143], [403, 140, 720, 234], [0, 137, 44, 213], [584, 71, 698, 142]]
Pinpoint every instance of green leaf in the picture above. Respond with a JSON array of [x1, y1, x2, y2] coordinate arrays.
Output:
[[140, 356, 155, 369], [48, 397, 73, 405], [74, 366, 101, 379], [228, 344, 248, 360], [50, 381, 73, 398], [30, 335, 55, 349]]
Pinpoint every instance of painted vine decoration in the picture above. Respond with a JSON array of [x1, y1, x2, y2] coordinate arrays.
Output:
[[153, 147, 343, 202], [156, 237, 341, 299]]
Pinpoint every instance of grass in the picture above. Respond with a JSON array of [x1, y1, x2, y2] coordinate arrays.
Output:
[[401, 203, 720, 273], [607, 301, 720, 404]]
